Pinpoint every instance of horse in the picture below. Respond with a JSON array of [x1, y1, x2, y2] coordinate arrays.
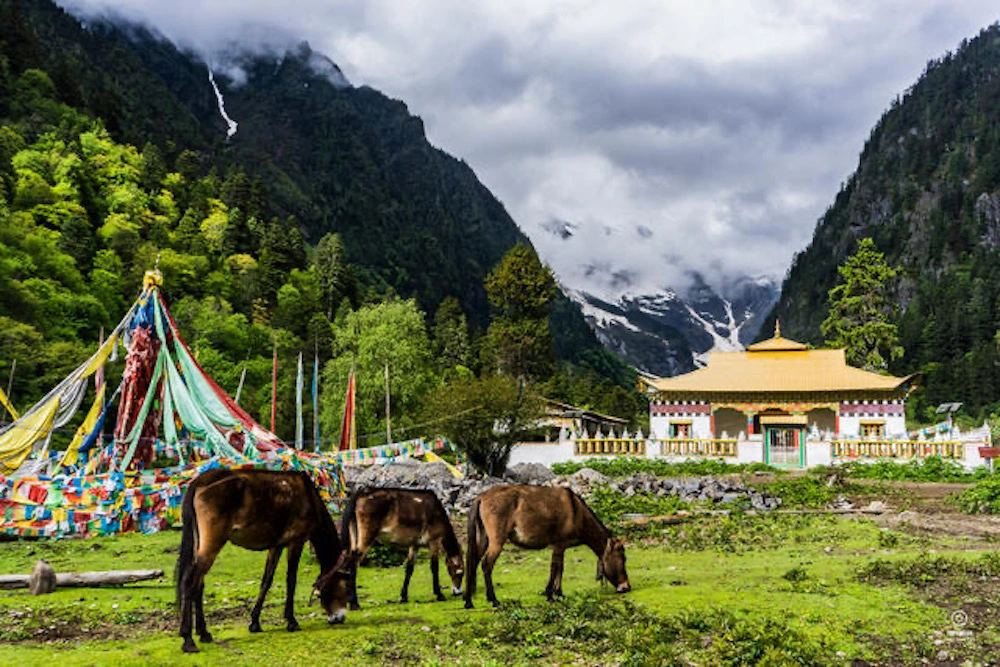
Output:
[[175, 468, 354, 653], [340, 487, 464, 607], [463, 484, 630, 609]]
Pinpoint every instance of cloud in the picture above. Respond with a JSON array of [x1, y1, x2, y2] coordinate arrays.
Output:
[[59, 0, 1000, 298]]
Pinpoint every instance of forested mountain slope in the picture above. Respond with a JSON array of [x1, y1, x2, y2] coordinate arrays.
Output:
[[763, 23, 1000, 419], [0, 0, 640, 439]]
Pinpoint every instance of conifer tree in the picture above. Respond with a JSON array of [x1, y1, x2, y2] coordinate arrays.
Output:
[[821, 238, 903, 370]]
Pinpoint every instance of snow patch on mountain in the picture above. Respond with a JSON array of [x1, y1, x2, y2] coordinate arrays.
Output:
[[567, 275, 780, 377]]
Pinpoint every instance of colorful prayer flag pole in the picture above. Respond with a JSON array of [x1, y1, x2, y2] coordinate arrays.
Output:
[[270, 340, 278, 435], [312, 351, 320, 453], [295, 352, 304, 449]]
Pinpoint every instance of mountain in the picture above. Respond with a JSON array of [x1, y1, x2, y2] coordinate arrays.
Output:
[[569, 275, 780, 377], [0, 0, 626, 375], [762, 22, 1000, 418]]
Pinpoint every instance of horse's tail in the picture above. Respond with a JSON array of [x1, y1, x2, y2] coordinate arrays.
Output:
[[340, 489, 360, 552], [175, 482, 198, 607], [464, 498, 484, 605]]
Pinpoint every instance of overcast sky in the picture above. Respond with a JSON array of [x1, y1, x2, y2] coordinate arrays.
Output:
[[61, 1, 1000, 299]]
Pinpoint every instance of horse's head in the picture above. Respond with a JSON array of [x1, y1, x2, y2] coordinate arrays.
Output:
[[445, 553, 464, 596], [596, 537, 631, 593], [312, 551, 356, 625]]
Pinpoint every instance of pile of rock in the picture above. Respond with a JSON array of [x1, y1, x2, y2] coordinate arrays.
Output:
[[342, 459, 782, 513]]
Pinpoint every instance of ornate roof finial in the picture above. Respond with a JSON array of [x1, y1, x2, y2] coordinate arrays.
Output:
[[775, 319, 782, 338], [143, 269, 163, 289]]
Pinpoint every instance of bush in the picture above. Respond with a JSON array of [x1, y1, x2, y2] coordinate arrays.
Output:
[[551, 458, 777, 478], [585, 485, 689, 529], [756, 476, 854, 509], [840, 456, 990, 482], [955, 477, 1000, 514]]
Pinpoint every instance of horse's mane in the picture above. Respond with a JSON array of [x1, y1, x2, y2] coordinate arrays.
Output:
[[302, 472, 342, 572], [569, 488, 611, 539]]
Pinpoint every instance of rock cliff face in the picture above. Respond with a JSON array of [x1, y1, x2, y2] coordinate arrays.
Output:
[[761, 23, 1000, 416]]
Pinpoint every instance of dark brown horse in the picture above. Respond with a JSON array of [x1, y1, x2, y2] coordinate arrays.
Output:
[[175, 468, 353, 653], [341, 487, 463, 607], [464, 484, 630, 609]]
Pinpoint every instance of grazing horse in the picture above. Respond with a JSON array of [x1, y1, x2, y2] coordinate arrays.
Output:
[[175, 468, 354, 653], [464, 484, 630, 609], [341, 487, 464, 607]]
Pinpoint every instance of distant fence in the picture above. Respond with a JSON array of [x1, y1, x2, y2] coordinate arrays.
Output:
[[654, 439, 739, 458], [830, 440, 965, 460], [574, 438, 646, 456]]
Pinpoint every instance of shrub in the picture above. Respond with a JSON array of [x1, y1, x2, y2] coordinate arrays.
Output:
[[551, 458, 777, 478], [955, 477, 1000, 514], [840, 456, 990, 482]]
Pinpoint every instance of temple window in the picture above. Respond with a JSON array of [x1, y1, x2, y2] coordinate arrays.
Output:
[[860, 421, 885, 439], [669, 422, 692, 439]]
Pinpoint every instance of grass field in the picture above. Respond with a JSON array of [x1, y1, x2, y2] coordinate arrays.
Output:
[[2, 504, 998, 666]]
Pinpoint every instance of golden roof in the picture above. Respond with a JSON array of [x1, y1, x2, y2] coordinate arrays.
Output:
[[645, 328, 914, 395]]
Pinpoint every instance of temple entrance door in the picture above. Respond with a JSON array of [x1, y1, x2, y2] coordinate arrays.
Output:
[[765, 427, 804, 467]]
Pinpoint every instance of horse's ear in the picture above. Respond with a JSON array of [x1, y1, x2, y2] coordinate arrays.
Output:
[[615, 537, 626, 548]]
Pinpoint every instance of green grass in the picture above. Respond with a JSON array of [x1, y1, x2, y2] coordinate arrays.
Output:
[[0, 515, 995, 665]]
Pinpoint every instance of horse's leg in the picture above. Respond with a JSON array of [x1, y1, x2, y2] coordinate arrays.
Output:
[[400, 545, 417, 603], [180, 538, 225, 652], [429, 542, 445, 601], [348, 539, 372, 611], [249, 547, 283, 633], [195, 579, 212, 643], [546, 547, 566, 601], [179, 564, 199, 652], [481, 539, 505, 608], [283, 541, 304, 632]]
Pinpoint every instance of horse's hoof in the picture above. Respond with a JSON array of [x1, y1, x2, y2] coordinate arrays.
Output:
[[491, 600, 501, 608], [199, 632, 214, 643], [182, 641, 200, 654], [349, 603, 361, 611], [435, 593, 447, 602], [286, 621, 301, 633], [399, 596, 408, 604], [464, 600, 474, 610], [248, 622, 262, 633]]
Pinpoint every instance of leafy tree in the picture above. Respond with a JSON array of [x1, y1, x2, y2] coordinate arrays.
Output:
[[320, 299, 438, 447], [418, 374, 544, 477], [821, 238, 904, 370]]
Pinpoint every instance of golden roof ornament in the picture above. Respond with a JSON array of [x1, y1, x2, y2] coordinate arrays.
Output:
[[775, 320, 781, 338]]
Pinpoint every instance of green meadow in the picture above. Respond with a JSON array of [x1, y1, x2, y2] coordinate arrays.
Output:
[[2, 511, 998, 666]]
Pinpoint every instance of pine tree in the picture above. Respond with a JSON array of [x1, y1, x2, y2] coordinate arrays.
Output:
[[481, 243, 557, 380], [821, 238, 904, 370]]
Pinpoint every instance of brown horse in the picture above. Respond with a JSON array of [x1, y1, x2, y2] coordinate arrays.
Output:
[[341, 487, 464, 607], [175, 468, 353, 653], [463, 484, 630, 609]]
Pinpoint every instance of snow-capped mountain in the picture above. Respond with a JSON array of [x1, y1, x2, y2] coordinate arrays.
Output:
[[567, 274, 780, 377], [538, 216, 780, 377]]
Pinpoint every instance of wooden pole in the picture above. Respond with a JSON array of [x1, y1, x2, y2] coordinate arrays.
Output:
[[384, 363, 391, 445], [2, 358, 15, 425], [270, 339, 278, 434]]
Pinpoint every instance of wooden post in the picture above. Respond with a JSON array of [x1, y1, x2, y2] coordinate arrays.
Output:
[[384, 363, 391, 445]]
